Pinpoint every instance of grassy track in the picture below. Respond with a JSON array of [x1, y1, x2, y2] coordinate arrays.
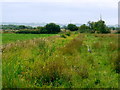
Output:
[[2, 33, 119, 88], [2, 33, 56, 44]]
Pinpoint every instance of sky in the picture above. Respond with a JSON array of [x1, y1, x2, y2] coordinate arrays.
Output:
[[0, 0, 119, 25]]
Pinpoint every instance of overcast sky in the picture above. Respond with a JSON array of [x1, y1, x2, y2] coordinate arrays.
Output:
[[1, 0, 119, 25]]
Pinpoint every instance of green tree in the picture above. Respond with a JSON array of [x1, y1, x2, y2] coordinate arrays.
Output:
[[88, 21, 96, 33], [67, 24, 78, 31], [79, 24, 89, 33], [88, 20, 110, 33], [1, 25, 33, 30], [18, 25, 27, 29], [45, 23, 60, 34], [95, 20, 110, 33], [109, 27, 115, 30]]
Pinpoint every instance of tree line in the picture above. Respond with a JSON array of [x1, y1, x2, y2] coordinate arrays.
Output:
[[1, 25, 33, 30], [1, 20, 119, 34]]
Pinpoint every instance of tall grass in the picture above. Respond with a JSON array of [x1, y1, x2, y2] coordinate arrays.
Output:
[[2, 34, 78, 88], [2, 33, 119, 88]]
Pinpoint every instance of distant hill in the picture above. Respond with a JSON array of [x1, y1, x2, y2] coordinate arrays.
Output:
[[1, 22, 117, 27], [1, 22, 82, 27], [107, 24, 118, 28], [1, 22, 46, 27]]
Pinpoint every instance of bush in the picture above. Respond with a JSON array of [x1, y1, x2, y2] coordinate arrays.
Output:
[[67, 24, 78, 31], [116, 30, 120, 33], [1, 25, 33, 30], [88, 20, 110, 33], [65, 32, 71, 36], [74, 31, 79, 34], [45, 23, 60, 34], [60, 34, 66, 38], [16, 29, 40, 34], [16, 23, 61, 34], [79, 24, 90, 33]]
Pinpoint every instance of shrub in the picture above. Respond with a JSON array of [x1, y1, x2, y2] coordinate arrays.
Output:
[[74, 31, 79, 34], [116, 30, 120, 33], [60, 34, 66, 38], [65, 32, 71, 36], [67, 24, 78, 31], [45, 23, 60, 34], [37, 27, 48, 34], [79, 24, 90, 33], [16, 29, 40, 34]]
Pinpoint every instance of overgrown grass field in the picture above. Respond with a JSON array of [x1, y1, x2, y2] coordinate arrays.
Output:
[[2, 33, 119, 88]]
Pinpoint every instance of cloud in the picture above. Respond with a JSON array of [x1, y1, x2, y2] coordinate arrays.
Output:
[[1, 0, 118, 25], [1, 0, 118, 3], [1, 0, 118, 8], [2, 0, 70, 2]]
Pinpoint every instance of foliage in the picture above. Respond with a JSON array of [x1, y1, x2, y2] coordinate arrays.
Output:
[[1, 21, 112, 34], [1, 23, 61, 34], [1, 25, 33, 30], [109, 27, 116, 30], [60, 34, 67, 38], [116, 30, 120, 33], [115, 27, 120, 30], [88, 20, 110, 33], [36, 26, 47, 34], [45, 23, 60, 34], [15, 23, 61, 34], [16, 29, 40, 34], [79, 24, 90, 33], [65, 31, 71, 36], [60, 31, 71, 38], [67, 24, 78, 31]]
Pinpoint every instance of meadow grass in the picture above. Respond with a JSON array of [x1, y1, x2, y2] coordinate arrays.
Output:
[[2, 33, 56, 44], [2, 33, 119, 88]]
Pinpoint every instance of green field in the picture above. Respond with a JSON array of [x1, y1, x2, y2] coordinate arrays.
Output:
[[2, 33, 56, 44], [2, 33, 119, 88]]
